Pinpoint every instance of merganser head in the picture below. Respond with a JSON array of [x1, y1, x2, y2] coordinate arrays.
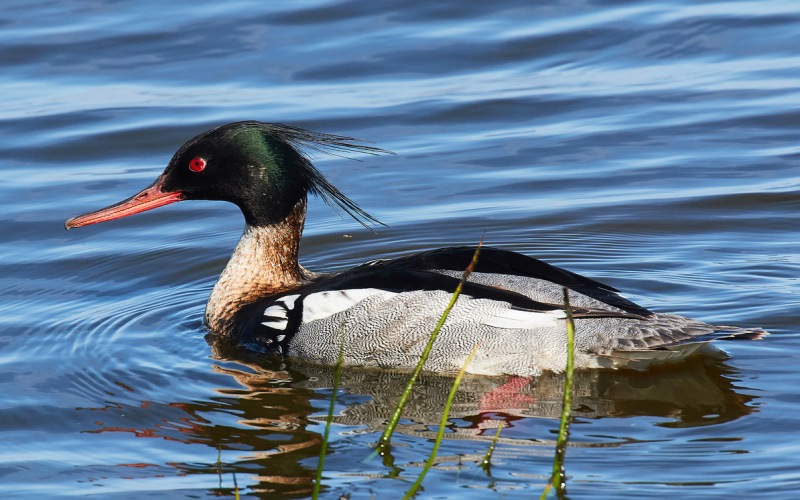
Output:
[[65, 121, 385, 229]]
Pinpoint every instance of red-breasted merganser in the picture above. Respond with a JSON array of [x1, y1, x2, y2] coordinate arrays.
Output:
[[65, 121, 765, 375]]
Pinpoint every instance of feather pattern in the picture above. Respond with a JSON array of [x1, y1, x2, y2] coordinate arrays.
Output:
[[229, 245, 765, 376]]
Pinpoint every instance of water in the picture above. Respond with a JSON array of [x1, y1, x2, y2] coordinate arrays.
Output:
[[1, 0, 798, 497]]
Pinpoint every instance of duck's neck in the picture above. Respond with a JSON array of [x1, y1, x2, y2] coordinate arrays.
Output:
[[205, 198, 311, 333]]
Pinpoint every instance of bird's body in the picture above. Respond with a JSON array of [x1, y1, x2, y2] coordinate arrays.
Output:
[[66, 121, 765, 376]]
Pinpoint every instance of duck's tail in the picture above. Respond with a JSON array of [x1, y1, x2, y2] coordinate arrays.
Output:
[[711, 325, 769, 341], [599, 325, 767, 371]]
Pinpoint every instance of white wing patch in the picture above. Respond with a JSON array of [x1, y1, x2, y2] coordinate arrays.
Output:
[[301, 288, 396, 324], [262, 316, 288, 329], [262, 294, 300, 330], [481, 308, 565, 329]]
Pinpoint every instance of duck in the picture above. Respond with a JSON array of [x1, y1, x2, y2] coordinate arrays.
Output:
[[65, 121, 765, 376]]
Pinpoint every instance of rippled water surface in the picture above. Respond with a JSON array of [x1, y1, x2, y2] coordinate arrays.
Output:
[[2, 1, 799, 498]]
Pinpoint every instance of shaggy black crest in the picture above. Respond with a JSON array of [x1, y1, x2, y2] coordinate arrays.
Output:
[[250, 121, 390, 228]]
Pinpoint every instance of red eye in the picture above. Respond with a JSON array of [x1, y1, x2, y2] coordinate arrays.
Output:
[[189, 157, 206, 172]]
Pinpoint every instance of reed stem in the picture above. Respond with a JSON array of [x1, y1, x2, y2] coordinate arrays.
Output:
[[540, 287, 575, 499], [373, 242, 483, 458], [312, 325, 347, 499], [403, 343, 481, 499]]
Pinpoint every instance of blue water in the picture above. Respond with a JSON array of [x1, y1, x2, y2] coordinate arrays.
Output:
[[1, 1, 798, 498]]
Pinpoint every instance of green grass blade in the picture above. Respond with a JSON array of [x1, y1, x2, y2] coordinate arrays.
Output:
[[540, 287, 575, 499], [480, 421, 504, 476], [372, 242, 483, 459], [312, 324, 347, 499], [403, 342, 481, 499]]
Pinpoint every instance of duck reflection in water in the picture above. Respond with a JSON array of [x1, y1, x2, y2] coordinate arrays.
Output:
[[78, 340, 755, 496]]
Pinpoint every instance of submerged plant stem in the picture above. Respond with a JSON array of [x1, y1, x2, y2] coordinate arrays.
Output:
[[403, 342, 481, 499], [540, 287, 575, 499], [480, 421, 504, 475], [373, 241, 483, 458], [312, 325, 347, 499]]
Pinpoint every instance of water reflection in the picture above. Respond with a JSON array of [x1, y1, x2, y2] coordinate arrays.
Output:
[[78, 340, 755, 496], [212, 341, 757, 494]]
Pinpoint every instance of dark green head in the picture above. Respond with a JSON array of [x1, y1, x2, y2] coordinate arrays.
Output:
[[66, 121, 386, 229]]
